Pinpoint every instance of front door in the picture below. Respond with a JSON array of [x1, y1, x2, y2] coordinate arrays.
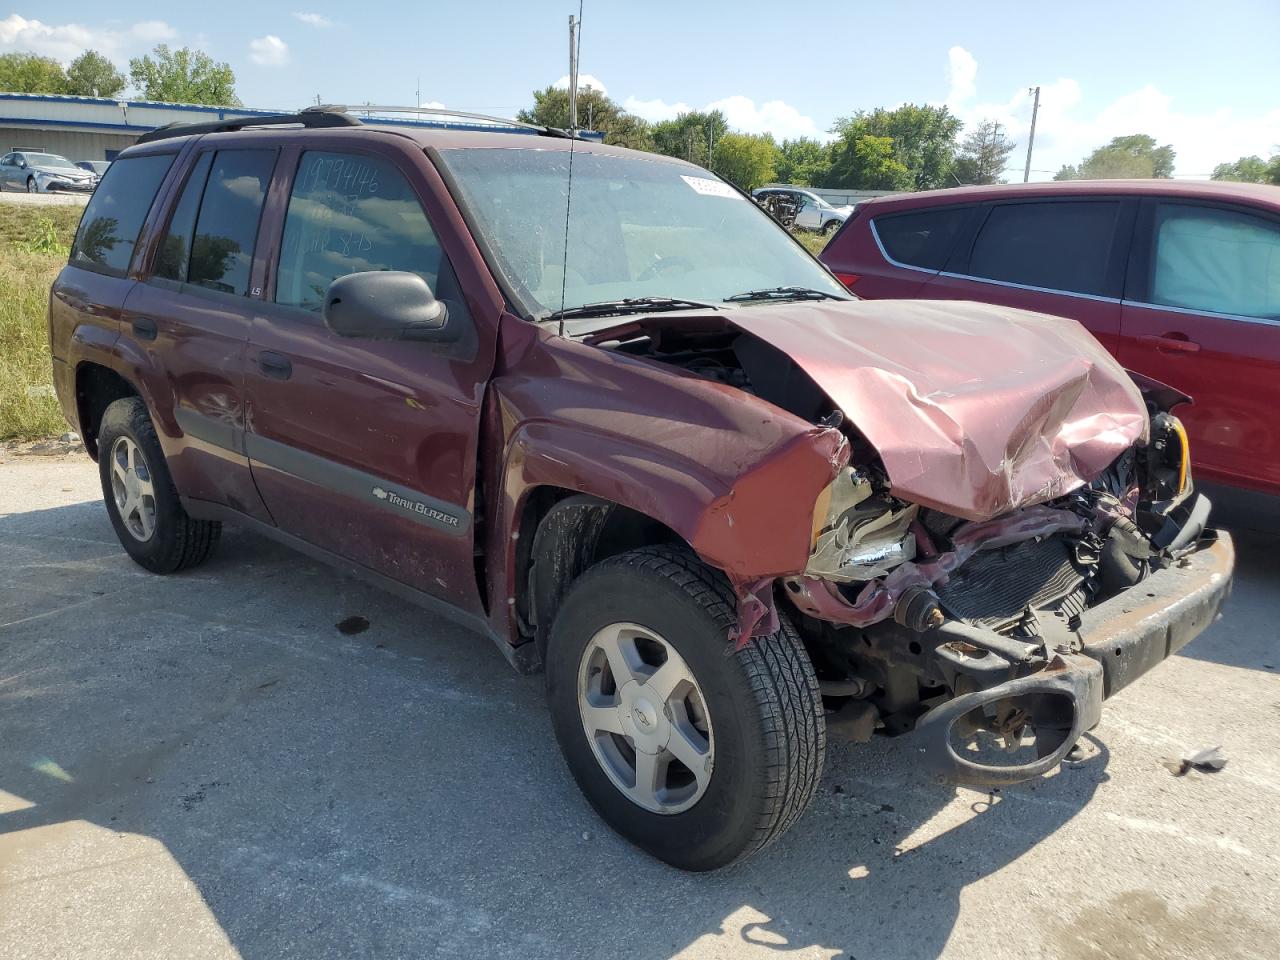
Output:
[[243, 142, 498, 615], [1119, 199, 1280, 494]]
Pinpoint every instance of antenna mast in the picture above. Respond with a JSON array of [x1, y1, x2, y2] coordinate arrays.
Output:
[[568, 14, 580, 133]]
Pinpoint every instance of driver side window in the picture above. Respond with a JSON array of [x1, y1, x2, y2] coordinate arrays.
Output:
[[275, 150, 446, 312]]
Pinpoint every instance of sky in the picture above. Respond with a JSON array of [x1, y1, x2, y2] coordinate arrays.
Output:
[[2, 1, 1278, 180]]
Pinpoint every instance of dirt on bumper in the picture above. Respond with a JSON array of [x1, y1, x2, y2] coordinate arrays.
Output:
[[916, 532, 1234, 786]]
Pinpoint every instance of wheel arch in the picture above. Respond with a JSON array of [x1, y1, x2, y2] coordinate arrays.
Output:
[[75, 361, 141, 460], [516, 488, 686, 661]]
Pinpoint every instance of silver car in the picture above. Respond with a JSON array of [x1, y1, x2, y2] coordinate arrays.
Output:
[[0, 151, 97, 193], [752, 187, 854, 234]]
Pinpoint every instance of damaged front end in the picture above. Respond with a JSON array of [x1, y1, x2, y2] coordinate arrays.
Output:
[[788, 410, 1231, 786], [582, 300, 1233, 786]]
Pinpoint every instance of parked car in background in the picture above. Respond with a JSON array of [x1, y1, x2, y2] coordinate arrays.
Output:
[[753, 186, 852, 233], [0, 151, 97, 193], [75, 160, 111, 177], [821, 179, 1280, 500], [48, 112, 1231, 870]]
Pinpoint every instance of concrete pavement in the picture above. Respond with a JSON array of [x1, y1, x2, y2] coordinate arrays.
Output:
[[2, 455, 1277, 959]]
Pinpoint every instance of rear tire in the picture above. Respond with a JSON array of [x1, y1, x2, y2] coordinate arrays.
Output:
[[546, 545, 825, 870], [97, 397, 221, 573]]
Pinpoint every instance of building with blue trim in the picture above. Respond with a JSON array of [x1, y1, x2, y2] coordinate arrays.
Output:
[[0, 93, 599, 161]]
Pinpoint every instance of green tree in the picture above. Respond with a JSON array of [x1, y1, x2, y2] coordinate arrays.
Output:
[[1211, 155, 1270, 183], [828, 131, 911, 191], [128, 45, 240, 106], [828, 104, 962, 190], [0, 52, 69, 93], [517, 85, 652, 151], [1058, 134, 1176, 180], [710, 132, 777, 191], [952, 118, 1016, 185], [774, 138, 832, 186], [65, 50, 126, 98], [650, 111, 729, 166]]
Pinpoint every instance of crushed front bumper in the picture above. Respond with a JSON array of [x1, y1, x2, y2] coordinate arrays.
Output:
[[915, 531, 1234, 786]]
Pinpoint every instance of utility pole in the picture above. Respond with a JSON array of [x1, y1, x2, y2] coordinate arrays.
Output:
[[1023, 86, 1040, 183], [568, 14, 579, 132], [708, 122, 715, 169]]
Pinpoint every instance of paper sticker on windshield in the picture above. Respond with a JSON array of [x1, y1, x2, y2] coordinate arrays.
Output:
[[681, 175, 740, 199]]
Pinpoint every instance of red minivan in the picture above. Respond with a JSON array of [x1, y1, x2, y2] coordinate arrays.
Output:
[[821, 180, 1280, 500]]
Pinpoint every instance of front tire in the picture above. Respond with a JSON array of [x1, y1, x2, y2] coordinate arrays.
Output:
[[26, 177, 38, 194], [97, 397, 221, 573], [546, 546, 825, 870]]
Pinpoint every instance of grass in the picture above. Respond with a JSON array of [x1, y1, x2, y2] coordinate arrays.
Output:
[[795, 230, 832, 257], [0, 203, 82, 440]]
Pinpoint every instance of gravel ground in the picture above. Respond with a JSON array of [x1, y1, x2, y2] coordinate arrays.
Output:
[[0, 191, 90, 206], [1, 455, 1277, 960]]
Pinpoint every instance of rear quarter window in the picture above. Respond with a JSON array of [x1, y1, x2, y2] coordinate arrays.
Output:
[[872, 206, 968, 270], [71, 154, 175, 275]]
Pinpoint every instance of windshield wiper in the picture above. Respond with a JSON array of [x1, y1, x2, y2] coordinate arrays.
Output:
[[723, 286, 843, 303], [545, 297, 719, 321]]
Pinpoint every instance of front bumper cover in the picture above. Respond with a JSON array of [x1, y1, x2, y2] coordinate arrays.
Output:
[[915, 531, 1234, 786]]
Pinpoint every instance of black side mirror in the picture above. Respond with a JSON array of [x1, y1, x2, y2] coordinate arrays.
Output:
[[18, 160, 26, 169], [322, 271, 454, 341]]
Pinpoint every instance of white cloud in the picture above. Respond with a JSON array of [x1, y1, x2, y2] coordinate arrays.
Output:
[[623, 96, 691, 123], [945, 45, 977, 108], [947, 45, 1280, 179], [626, 92, 828, 141], [553, 73, 607, 97], [705, 95, 826, 141], [292, 12, 332, 28], [248, 35, 290, 67], [0, 14, 175, 62]]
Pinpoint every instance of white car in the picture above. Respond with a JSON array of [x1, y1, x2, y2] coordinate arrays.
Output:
[[0, 151, 97, 194], [752, 187, 854, 234]]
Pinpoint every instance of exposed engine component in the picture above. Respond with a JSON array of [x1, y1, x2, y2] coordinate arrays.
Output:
[[934, 535, 1092, 637], [806, 467, 917, 582]]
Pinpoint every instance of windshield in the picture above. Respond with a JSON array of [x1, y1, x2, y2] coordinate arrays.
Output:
[[440, 147, 848, 317], [27, 154, 77, 169]]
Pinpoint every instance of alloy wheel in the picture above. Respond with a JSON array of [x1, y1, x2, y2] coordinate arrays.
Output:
[[577, 622, 714, 814], [109, 435, 157, 542]]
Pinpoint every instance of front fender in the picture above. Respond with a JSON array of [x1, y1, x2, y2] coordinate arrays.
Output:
[[500, 419, 846, 581]]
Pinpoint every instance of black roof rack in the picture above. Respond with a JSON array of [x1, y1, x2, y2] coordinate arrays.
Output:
[[135, 106, 360, 144]]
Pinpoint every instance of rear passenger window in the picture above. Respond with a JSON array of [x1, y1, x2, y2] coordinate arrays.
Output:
[[71, 154, 174, 274], [967, 201, 1119, 297], [276, 151, 442, 311], [1149, 204, 1280, 319], [154, 152, 212, 281], [187, 150, 275, 296], [873, 207, 968, 270]]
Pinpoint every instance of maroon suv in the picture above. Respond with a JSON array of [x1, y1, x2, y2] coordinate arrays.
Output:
[[49, 109, 1232, 870], [821, 179, 1280, 501]]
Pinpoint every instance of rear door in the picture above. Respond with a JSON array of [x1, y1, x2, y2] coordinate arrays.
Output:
[[122, 145, 278, 522], [243, 140, 499, 616], [920, 197, 1134, 353], [1119, 199, 1280, 494]]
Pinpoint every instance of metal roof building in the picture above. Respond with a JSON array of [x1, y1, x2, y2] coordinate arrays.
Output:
[[0, 93, 595, 162]]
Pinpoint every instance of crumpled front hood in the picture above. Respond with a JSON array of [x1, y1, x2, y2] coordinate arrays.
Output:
[[724, 299, 1149, 520]]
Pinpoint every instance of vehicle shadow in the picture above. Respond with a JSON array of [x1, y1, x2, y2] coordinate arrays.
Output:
[[1, 499, 1109, 959]]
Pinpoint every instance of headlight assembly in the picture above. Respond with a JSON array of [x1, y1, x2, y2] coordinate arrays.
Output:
[[806, 467, 917, 582]]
